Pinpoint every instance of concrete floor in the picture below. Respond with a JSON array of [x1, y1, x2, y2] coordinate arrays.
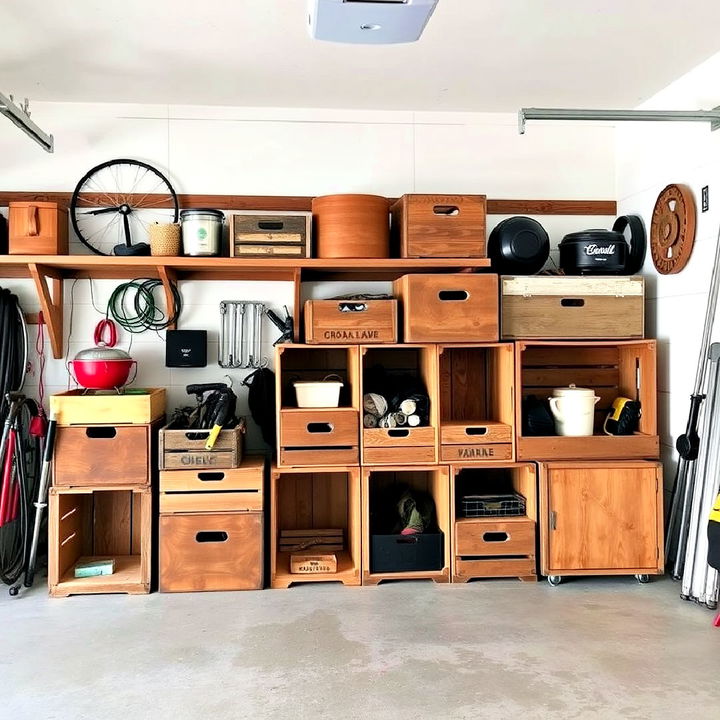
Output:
[[2, 575, 719, 720]]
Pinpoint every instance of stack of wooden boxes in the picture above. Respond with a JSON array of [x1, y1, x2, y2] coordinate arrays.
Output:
[[48, 389, 165, 597], [157, 421, 265, 592]]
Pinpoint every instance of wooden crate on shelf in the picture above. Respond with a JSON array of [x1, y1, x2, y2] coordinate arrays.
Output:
[[50, 388, 166, 426], [360, 344, 439, 465], [304, 299, 398, 345], [515, 340, 659, 461], [48, 486, 151, 597], [362, 465, 451, 585], [439, 343, 515, 463], [390, 194, 487, 258], [229, 211, 311, 258], [270, 465, 361, 588], [538, 460, 663, 583], [394, 273, 498, 342], [276, 344, 361, 467], [450, 462, 537, 582], [159, 420, 245, 470]]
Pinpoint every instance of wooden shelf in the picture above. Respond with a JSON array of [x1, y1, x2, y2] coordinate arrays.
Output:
[[271, 551, 360, 588], [54, 555, 146, 597]]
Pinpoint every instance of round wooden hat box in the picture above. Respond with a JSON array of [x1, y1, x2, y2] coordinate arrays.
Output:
[[312, 194, 390, 258]]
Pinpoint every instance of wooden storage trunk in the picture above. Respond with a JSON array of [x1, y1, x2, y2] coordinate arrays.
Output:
[[450, 463, 537, 582], [48, 487, 151, 597], [160, 512, 263, 592], [230, 211, 311, 258], [515, 340, 659, 460], [501, 276, 645, 340], [159, 456, 264, 513], [539, 460, 663, 581], [304, 299, 398, 344], [9, 201, 68, 255], [53, 422, 159, 488], [270, 465, 362, 588], [394, 273, 498, 342], [390, 194, 487, 258], [362, 466, 451, 585], [439, 344, 515, 463], [50, 388, 166, 426], [159, 420, 245, 470]]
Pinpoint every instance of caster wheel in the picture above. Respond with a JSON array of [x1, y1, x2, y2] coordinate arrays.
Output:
[[8, 586, 19, 597], [635, 574, 650, 584], [547, 575, 562, 587], [707, 601, 718, 611]]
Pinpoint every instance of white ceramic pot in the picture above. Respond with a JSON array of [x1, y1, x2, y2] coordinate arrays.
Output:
[[548, 384, 600, 437]]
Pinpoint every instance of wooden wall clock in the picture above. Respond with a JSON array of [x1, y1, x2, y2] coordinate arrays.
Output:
[[650, 184, 696, 274]]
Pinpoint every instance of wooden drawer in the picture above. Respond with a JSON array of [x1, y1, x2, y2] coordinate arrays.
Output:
[[455, 519, 535, 557], [159, 458, 264, 494], [160, 492, 262, 513], [440, 443, 513, 462], [160, 512, 263, 592], [304, 299, 398, 344], [391, 194, 486, 258], [53, 425, 149, 487], [394, 274, 498, 342], [502, 276, 644, 340], [280, 408, 358, 448], [230, 211, 311, 258], [363, 445, 437, 465], [363, 426, 435, 447], [279, 447, 359, 467], [441, 421, 512, 445], [454, 557, 536, 579]]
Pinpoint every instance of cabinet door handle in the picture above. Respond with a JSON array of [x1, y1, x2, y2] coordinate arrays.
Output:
[[550, 511, 557, 530]]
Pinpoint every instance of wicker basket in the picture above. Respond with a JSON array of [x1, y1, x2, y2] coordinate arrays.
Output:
[[149, 223, 181, 256]]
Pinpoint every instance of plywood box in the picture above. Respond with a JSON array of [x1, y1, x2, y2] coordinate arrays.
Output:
[[50, 388, 166, 426], [304, 299, 397, 344]]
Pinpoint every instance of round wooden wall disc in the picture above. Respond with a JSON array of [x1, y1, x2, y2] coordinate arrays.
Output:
[[650, 184, 696, 274]]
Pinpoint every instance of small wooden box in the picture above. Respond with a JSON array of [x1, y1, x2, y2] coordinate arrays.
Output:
[[501, 276, 645, 340], [304, 299, 398, 344], [391, 194, 486, 258], [50, 388, 166, 426], [290, 554, 338, 574], [230, 211, 311, 258], [362, 426, 437, 465], [53, 424, 154, 488], [159, 511, 263, 592], [9, 202, 68, 255], [159, 420, 245, 470], [394, 273, 499, 342]]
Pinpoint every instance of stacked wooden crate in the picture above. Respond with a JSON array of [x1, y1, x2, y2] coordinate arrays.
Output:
[[48, 389, 166, 597]]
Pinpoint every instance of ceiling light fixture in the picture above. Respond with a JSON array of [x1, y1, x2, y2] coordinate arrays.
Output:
[[308, 0, 439, 44], [0, 92, 54, 152], [518, 107, 720, 134]]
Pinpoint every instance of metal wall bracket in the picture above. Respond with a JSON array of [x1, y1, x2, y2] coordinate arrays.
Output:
[[0, 92, 54, 152]]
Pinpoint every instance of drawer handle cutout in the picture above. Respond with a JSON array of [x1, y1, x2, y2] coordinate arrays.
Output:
[[560, 298, 585, 307], [483, 531, 509, 543], [438, 290, 468, 301], [465, 427, 487, 436], [388, 428, 410, 438], [258, 221, 284, 231], [85, 427, 117, 439], [307, 422, 333, 433], [196, 531, 228, 543], [433, 205, 459, 216], [197, 472, 225, 481], [185, 431, 210, 441]]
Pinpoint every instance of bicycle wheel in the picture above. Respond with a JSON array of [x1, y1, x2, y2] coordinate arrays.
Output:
[[70, 158, 179, 256]]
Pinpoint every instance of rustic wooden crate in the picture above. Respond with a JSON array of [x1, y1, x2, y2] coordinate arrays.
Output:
[[439, 343, 515, 463], [450, 462, 537, 582], [159, 420, 245, 470], [50, 388, 166, 426], [270, 465, 361, 588], [159, 511, 263, 592], [515, 340, 659, 460], [48, 487, 151, 597], [230, 211, 311, 258], [390, 194, 486, 258], [53, 421, 159, 488], [304, 299, 398, 344], [501, 276, 645, 340], [394, 273, 499, 342], [9, 201, 69, 255], [362, 466, 451, 585]]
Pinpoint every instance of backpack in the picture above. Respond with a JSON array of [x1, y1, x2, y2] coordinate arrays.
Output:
[[243, 368, 276, 451]]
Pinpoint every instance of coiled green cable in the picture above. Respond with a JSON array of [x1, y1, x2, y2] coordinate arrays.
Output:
[[107, 278, 182, 333]]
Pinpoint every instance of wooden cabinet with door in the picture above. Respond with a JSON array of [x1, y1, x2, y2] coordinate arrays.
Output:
[[539, 460, 663, 585]]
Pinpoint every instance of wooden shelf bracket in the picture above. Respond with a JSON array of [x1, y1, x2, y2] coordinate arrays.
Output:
[[157, 265, 178, 332], [28, 263, 64, 359]]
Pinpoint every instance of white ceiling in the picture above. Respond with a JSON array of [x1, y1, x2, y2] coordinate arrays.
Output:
[[2, 0, 720, 111]]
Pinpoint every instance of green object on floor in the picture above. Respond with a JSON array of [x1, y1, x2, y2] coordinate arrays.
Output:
[[74, 559, 115, 578]]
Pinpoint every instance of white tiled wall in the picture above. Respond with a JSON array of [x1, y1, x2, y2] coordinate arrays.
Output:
[[616, 51, 720, 488], [0, 103, 616, 450]]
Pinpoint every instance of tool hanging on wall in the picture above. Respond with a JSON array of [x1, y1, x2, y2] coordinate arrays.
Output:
[[666, 220, 720, 580], [265, 306, 294, 345], [218, 301, 266, 369]]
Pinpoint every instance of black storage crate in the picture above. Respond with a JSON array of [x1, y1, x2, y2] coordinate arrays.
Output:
[[370, 532, 444, 574]]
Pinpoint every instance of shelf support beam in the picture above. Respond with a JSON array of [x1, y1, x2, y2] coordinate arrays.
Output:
[[157, 265, 178, 331], [28, 263, 64, 359]]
